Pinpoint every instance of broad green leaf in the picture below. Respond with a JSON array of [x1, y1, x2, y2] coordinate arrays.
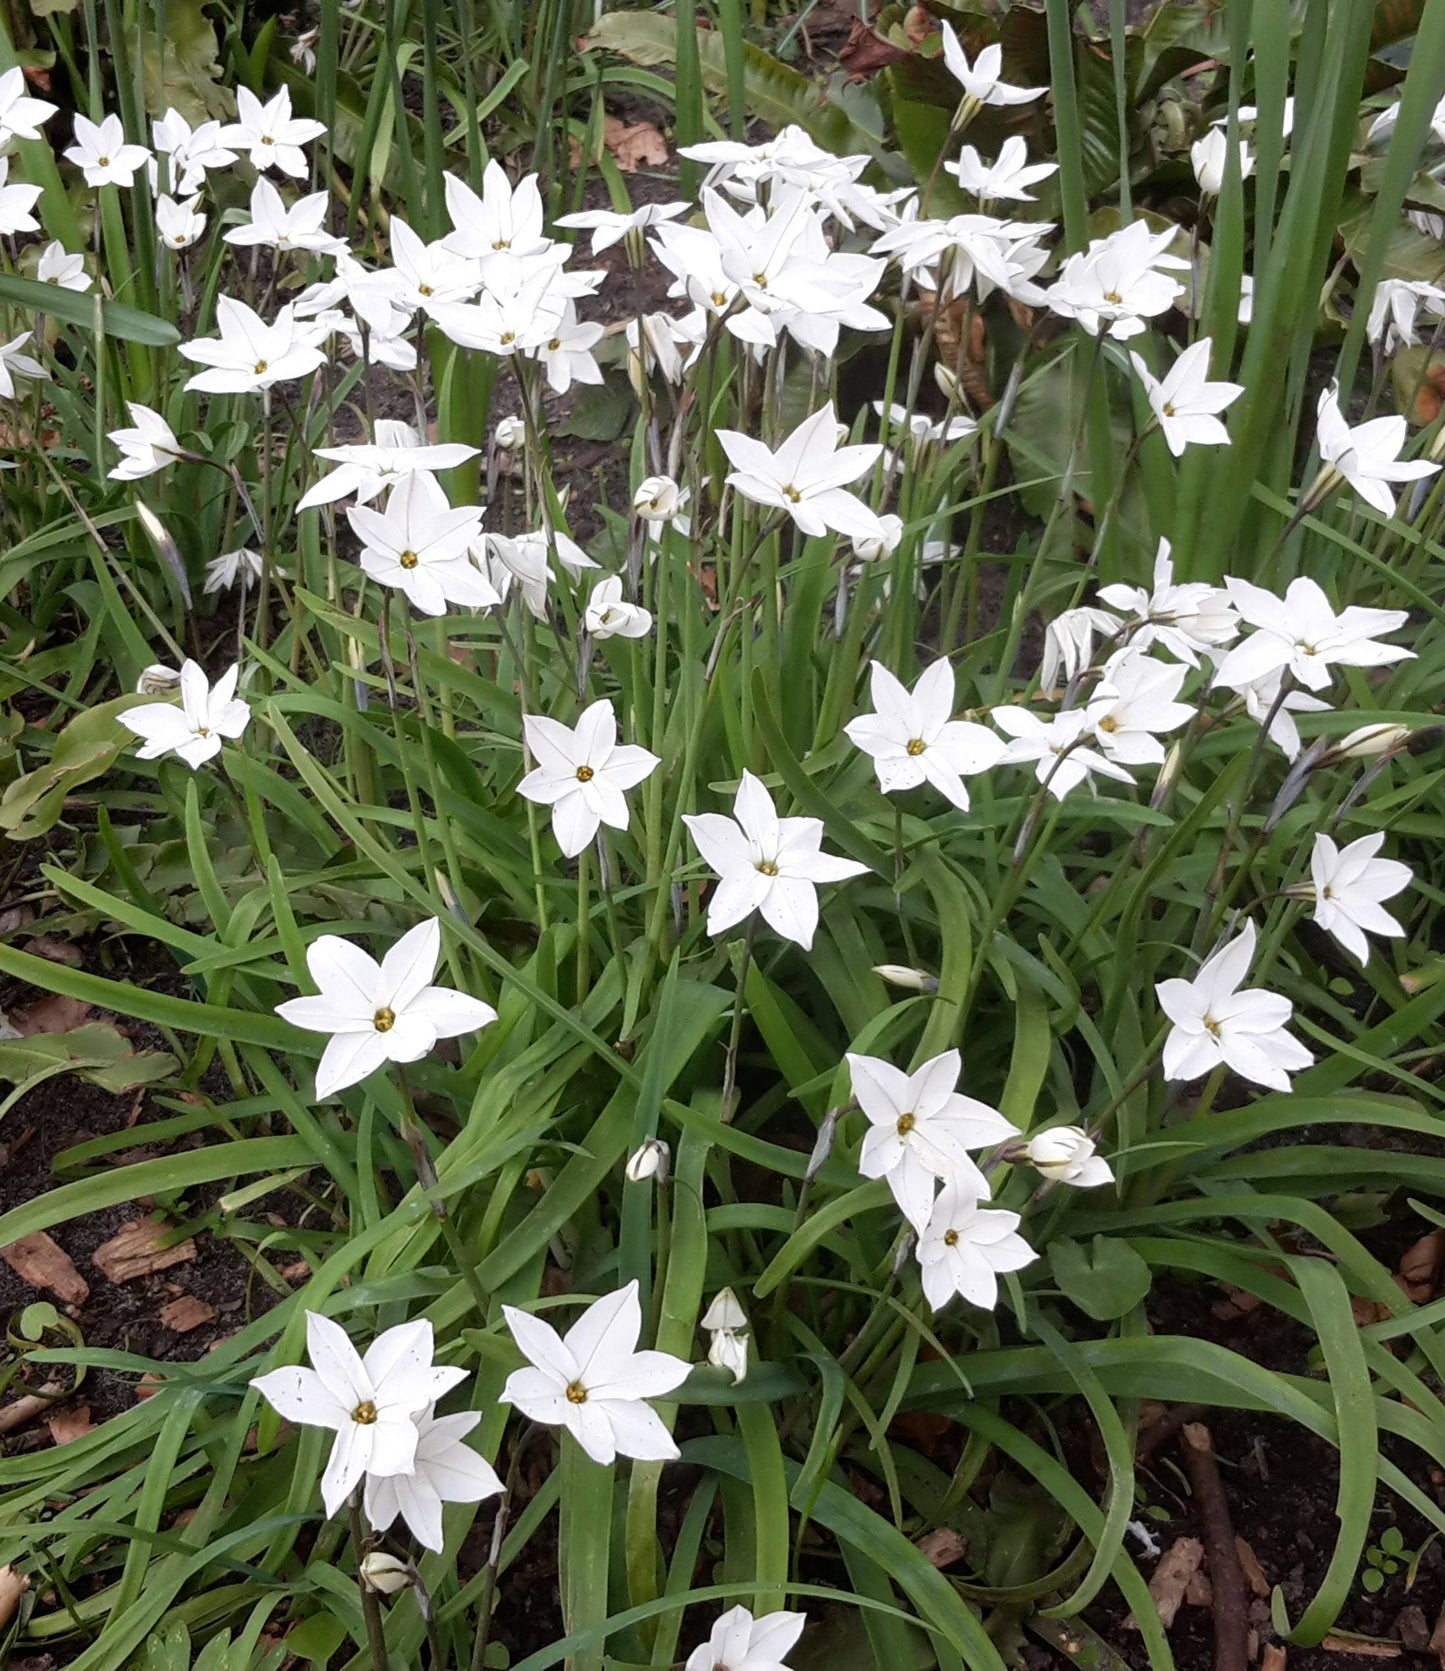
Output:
[[1048, 1235, 1153, 1321]]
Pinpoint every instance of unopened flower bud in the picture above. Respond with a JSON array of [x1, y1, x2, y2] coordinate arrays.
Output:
[[835, 421, 851, 446], [1023, 1126, 1114, 1189], [625, 1138, 670, 1184], [701, 1286, 747, 1332], [360, 1553, 413, 1595], [495, 415, 526, 451], [1324, 723, 1411, 763], [136, 663, 182, 694], [871, 963, 939, 993], [934, 363, 960, 401], [805, 1106, 841, 1183], [851, 514, 904, 563]]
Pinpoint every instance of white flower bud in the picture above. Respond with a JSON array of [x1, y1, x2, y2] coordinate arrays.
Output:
[[633, 474, 683, 522], [360, 1553, 413, 1595], [1326, 723, 1411, 762], [495, 415, 526, 451], [136, 663, 182, 694], [851, 513, 904, 563], [700, 1286, 747, 1332], [871, 963, 939, 993], [707, 1327, 748, 1384], [1023, 1126, 1114, 1188], [934, 363, 960, 400], [625, 1138, 670, 1184]]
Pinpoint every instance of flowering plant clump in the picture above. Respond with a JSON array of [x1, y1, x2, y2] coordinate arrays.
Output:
[[1, 10, 1444, 1670]]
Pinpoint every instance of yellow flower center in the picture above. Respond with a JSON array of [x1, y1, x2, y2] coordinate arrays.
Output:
[[565, 1380, 588, 1404], [576, 764, 595, 782], [756, 859, 779, 877], [943, 1229, 959, 1247], [1204, 1015, 1221, 1037], [500, 331, 515, 345], [493, 238, 509, 251], [352, 1400, 378, 1424], [399, 550, 419, 570], [711, 291, 728, 307], [1098, 715, 1117, 732], [197, 726, 210, 737], [254, 359, 268, 375], [896, 1112, 916, 1136], [374, 1007, 396, 1033], [419, 283, 434, 297], [905, 738, 926, 757], [1162, 401, 1176, 417], [98, 155, 110, 167], [782, 486, 801, 503], [1103, 289, 1122, 304], [262, 134, 274, 145]]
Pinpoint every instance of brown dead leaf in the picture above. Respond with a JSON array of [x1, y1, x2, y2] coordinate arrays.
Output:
[[1, 1233, 89, 1304], [604, 116, 667, 173], [1410, 365, 1445, 427], [838, 18, 909, 81], [1428, 1598, 1445, 1657], [890, 1408, 956, 1452], [25, 936, 83, 967], [1320, 1636, 1399, 1657], [903, 5, 932, 45], [159, 1295, 215, 1333], [1395, 1229, 1445, 1304], [0, 1567, 29, 1633], [914, 1528, 966, 1569], [1184, 1570, 1211, 1606], [11, 995, 92, 1036], [1397, 1606, 1429, 1652], [1126, 1536, 1203, 1630], [0, 905, 35, 935], [47, 1405, 93, 1445], [92, 1219, 196, 1284], [1235, 1537, 1269, 1598], [1260, 1647, 1287, 1671], [1352, 1294, 1389, 1327], [278, 1259, 311, 1284], [134, 1373, 166, 1402]]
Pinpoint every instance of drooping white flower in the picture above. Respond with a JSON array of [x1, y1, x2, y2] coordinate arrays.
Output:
[[683, 770, 869, 949], [937, 24, 1046, 115], [224, 178, 345, 257], [851, 513, 904, 563], [684, 1607, 806, 1671], [1190, 128, 1254, 195], [1308, 832, 1411, 965], [1312, 383, 1439, 518], [1097, 539, 1237, 667], [1224, 667, 1330, 762], [0, 331, 45, 399], [0, 157, 41, 237], [844, 659, 1004, 811], [299, 420, 481, 510], [1366, 278, 1445, 353], [556, 200, 689, 253], [359, 1553, 412, 1595], [150, 108, 237, 195], [1085, 649, 1195, 766], [156, 191, 206, 250], [220, 86, 326, 178], [946, 135, 1057, 202], [1024, 1126, 1114, 1188], [517, 698, 659, 858], [1047, 221, 1189, 340], [250, 1311, 466, 1519], [481, 531, 551, 618], [1156, 918, 1312, 1091], [64, 113, 150, 187], [0, 65, 56, 142], [107, 402, 186, 480], [204, 548, 263, 594], [916, 1181, 1036, 1311], [275, 917, 497, 1099], [717, 404, 883, 540], [1040, 605, 1122, 691], [849, 1048, 1018, 1231], [1216, 575, 1414, 693], [1128, 338, 1243, 456], [700, 1288, 749, 1385], [993, 705, 1135, 798], [871, 212, 1052, 308], [346, 471, 495, 616], [625, 1138, 670, 1184], [584, 575, 652, 641], [118, 660, 250, 769], [36, 241, 90, 292], [633, 475, 691, 533], [500, 1281, 691, 1465], [180, 298, 329, 394], [363, 1405, 503, 1553]]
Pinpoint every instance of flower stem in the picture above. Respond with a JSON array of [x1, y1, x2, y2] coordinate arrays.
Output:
[[394, 1065, 492, 1320], [720, 913, 759, 1123], [348, 1492, 390, 1671]]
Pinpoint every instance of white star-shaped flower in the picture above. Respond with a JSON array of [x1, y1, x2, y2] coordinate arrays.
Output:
[[180, 298, 329, 395], [683, 770, 869, 949], [717, 404, 883, 540], [275, 917, 497, 1099], [299, 420, 480, 510], [346, 471, 495, 616], [1097, 539, 1236, 667], [220, 86, 325, 178], [118, 659, 250, 769], [683, 1607, 807, 1671], [64, 113, 150, 187], [500, 1281, 691, 1466], [993, 705, 1135, 798], [844, 659, 1004, 810], [518, 698, 660, 858], [250, 1311, 466, 1519], [916, 1182, 1036, 1311], [363, 1404, 503, 1552], [1216, 575, 1414, 693], [1309, 832, 1411, 966], [1128, 338, 1243, 456], [1312, 383, 1438, 518]]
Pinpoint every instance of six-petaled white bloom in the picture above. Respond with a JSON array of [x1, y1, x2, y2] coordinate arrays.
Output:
[[1190, 128, 1254, 195], [683, 770, 869, 949], [557, 200, 689, 253], [156, 192, 206, 250], [250, 1311, 466, 1518], [300, 420, 480, 510], [937, 24, 1047, 119], [275, 917, 497, 1099], [684, 1607, 807, 1671], [518, 698, 659, 858], [64, 113, 150, 187], [845, 659, 1004, 811], [848, 1048, 1018, 1231], [1217, 575, 1414, 692], [1128, 338, 1243, 456], [0, 156, 41, 237], [119, 659, 250, 769], [363, 1404, 503, 1553], [0, 65, 56, 143], [36, 241, 90, 292], [946, 135, 1057, 202], [500, 1281, 691, 1465], [346, 471, 494, 616], [1308, 832, 1411, 965], [221, 85, 326, 178], [1097, 540, 1237, 667], [1024, 1126, 1114, 1188], [107, 402, 187, 480], [1312, 383, 1438, 518], [180, 298, 329, 394], [1156, 918, 1311, 1091], [917, 1181, 1036, 1311], [717, 404, 883, 540], [993, 705, 1135, 799], [1086, 649, 1195, 766]]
